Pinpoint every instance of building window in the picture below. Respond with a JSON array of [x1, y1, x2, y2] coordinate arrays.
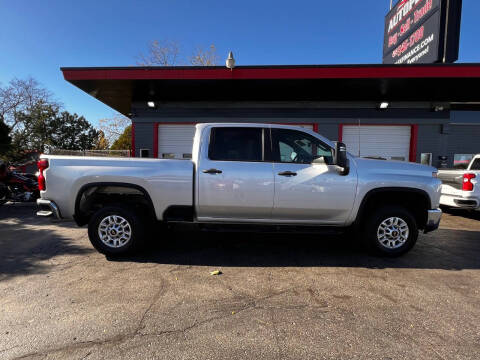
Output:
[[453, 154, 474, 169], [162, 153, 175, 159], [420, 153, 432, 166]]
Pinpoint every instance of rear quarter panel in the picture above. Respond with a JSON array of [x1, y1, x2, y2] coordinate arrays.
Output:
[[41, 156, 193, 220]]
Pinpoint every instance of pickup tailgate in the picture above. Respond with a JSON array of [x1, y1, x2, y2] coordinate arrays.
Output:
[[40, 155, 194, 220], [438, 169, 464, 192]]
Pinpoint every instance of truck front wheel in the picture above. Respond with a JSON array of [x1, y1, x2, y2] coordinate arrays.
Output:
[[88, 206, 145, 255], [363, 205, 418, 257]]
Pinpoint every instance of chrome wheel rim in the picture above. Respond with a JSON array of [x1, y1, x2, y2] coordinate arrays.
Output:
[[377, 217, 409, 249], [98, 215, 132, 248]]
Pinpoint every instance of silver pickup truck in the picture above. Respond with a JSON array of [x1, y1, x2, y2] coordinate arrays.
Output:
[[37, 123, 442, 257]]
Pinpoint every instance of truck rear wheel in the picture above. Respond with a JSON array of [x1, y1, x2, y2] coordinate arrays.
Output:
[[363, 205, 418, 257], [88, 205, 145, 255]]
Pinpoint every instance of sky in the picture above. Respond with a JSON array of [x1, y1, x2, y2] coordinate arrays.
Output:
[[1, 0, 479, 127]]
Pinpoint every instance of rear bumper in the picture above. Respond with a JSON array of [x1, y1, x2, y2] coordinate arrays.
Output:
[[36, 199, 62, 219], [440, 194, 479, 210], [424, 208, 442, 233]]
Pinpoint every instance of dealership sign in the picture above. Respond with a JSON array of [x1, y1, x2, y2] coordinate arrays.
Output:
[[382, 0, 462, 64]]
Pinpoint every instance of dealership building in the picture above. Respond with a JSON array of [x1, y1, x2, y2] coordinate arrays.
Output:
[[61, 63, 480, 168]]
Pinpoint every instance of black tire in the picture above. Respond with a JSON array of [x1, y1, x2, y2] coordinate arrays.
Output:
[[0, 184, 8, 205], [363, 205, 418, 257], [88, 205, 145, 255]]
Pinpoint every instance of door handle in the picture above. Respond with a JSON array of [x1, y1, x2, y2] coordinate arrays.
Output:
[[278, 171, 297, 177], [202, 168, 223, 174]]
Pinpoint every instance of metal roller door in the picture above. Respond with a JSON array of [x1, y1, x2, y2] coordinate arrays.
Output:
[[158, 124, 196, 159], [342, 125, 411, 161]]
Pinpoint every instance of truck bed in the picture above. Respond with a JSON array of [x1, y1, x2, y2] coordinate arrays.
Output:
[[40, 155, 194, 220]]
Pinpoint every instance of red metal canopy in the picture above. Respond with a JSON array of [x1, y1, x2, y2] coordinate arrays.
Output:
[[61, 63, 480, 116]]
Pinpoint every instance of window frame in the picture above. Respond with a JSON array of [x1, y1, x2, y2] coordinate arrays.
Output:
[[470, 157, 480, 170], [453, 154, 474, 169], [207, 127, 268, 163]]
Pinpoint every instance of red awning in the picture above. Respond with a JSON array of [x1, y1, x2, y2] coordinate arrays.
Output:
[[61, 63, 480, 116]]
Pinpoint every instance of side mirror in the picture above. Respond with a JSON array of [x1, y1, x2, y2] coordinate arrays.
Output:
[[333, 142, 349, 176]]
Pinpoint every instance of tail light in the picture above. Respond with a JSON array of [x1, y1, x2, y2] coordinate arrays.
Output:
[[37, 159, 49, 191], [462, 173, 476, 192]]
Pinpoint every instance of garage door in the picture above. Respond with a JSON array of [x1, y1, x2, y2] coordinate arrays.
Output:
[[294, 124, 314, 131], [342, 125, 411, 161], [158, 124, 197, 159]]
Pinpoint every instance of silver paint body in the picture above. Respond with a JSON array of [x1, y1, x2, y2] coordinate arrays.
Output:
[[438, 154, 480, 211], [40, 123, 442, 226]]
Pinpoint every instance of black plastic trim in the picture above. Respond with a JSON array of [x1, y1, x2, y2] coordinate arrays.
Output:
[[73, 182, 156, 226], [354, 187, 432, 226]]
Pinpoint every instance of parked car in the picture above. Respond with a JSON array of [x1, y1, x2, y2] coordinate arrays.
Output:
[[438, 154, 480, 211], [36, 123, 442, 256]]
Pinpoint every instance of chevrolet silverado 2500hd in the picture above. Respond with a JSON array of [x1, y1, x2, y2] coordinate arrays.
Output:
[[438, 154, 480, 210], [36, 123, 442, 256]]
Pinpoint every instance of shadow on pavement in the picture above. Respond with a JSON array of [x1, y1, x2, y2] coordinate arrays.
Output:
[[2, 203, 479, 276], [441, 206, 480, 221], [0, 204, 92, 281], [109, 227, 480, 271]]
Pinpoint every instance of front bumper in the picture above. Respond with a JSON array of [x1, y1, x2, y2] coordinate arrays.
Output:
[[36, 199, 62, 219], [424, 208, 442, 233]]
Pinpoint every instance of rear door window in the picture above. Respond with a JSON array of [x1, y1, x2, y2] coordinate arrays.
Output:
[[208, 127, 264, 162]]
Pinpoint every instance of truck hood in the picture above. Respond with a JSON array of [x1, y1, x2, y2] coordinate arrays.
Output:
[[352, 157, 437, 177]]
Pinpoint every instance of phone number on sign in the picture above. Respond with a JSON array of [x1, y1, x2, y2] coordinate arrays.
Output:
[[392, 26, 425, 58]]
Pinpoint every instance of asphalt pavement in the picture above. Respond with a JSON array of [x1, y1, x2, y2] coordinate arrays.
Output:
[[0, 204, 479, 360]]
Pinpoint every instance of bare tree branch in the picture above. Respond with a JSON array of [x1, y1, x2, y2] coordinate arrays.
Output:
[[136, 40, 181, 66], [97, 115, 131, 144], [0, 77, 58, 131], [189, 44, 218, 66], [136, 40, 219, 67]]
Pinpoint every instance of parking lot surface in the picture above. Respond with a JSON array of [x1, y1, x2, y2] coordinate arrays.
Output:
[[1, 204, 479, 360]]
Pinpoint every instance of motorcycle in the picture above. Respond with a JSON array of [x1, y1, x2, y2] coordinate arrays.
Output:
[[0, 162, 40, 205]]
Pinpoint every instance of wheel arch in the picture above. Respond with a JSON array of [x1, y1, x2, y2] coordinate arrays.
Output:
[[74, 182, 157, 226], [354, 187, 432, 230]]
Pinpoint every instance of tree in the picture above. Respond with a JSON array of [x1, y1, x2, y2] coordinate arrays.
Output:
[[189, 44, 218, 66], [97, 115, 131, 145], [0, 117, 11, 155], [11, 102, 58, 153], [137, 40, 218, 66], [10, 102, 99, 155], [93, 130, 109, 150], [0, 77, 56, 132], [137, 40, 181, 66], [110, 125, 132, 150], [49, 111, 99, 151]]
